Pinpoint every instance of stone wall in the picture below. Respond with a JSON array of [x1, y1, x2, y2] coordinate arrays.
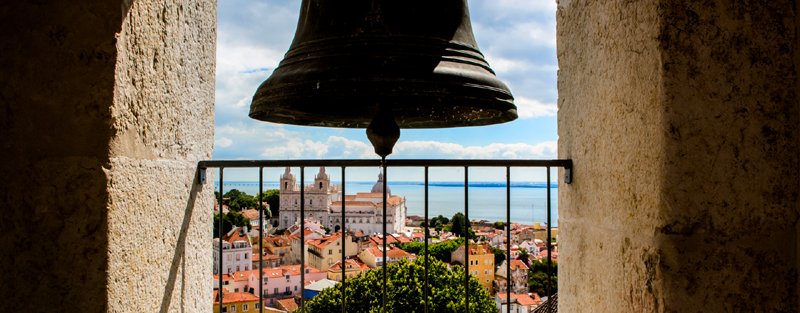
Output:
[[558, 0, 798, 311], [0, 0, 216, 311]]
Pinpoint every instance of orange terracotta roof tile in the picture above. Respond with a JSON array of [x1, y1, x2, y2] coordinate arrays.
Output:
[[509, 260, 529, 270], [355, 193, 385, 198], [330, 201, 376, 207], [213, 290, 259, 305], [344, 195, 357, 201], [277, 298, 298, 312]]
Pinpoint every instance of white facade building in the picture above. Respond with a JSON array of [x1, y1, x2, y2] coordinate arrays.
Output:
[[278, 167, 407, 235], [213, 226, 254, 274]]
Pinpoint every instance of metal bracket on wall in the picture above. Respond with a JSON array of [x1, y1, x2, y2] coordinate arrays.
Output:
[[198, 168, 207, 184], [565, 168, 572, 184]]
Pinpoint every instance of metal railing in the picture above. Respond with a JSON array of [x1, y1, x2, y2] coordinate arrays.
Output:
[[201, 159, 571, 313]]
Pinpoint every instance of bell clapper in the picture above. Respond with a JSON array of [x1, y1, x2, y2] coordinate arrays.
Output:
[[367, 105, 401, 158]]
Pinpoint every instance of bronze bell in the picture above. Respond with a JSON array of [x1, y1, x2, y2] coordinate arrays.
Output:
[[249, 0, 516, 157]]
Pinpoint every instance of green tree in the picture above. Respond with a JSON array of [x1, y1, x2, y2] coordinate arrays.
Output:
[[260, 189, 280, 218], [305, 256, 496, 313], [489, 246, 506, 265], [273, 228, 287, 236], [450, 213, 465, 237], [517, 248, 530, 267], [528, 259, 558, 295], [492, 221, 507, 230], [213, 211, 252, 238], [322, 225, 331, 234], [397, 238, 466, 263]]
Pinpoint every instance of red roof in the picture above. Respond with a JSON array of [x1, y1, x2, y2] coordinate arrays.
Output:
[[277, 298, 298, 312], [213, 289, 259, 305]]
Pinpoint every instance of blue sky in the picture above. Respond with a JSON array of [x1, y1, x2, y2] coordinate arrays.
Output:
[[213, 0, 558, 182]]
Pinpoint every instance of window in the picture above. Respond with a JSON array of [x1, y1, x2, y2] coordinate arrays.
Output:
[[489, 270, 492, 275], [306, 269, 309, 274], [243, 304, 248, 311], [484, 259, 487, 265], [236, 266, 240, 271], [254, 303, 260, 310], [221, 306, 228, 312], [245, 254, 248, 260], [228, 255, 232, 261], [284, 182, 288, 190], [336, 275, 340, 280], [295, 286, 298, 291], [286, 286, 291, 293], [285, 275, 290, 281], [319, 182, 323, 189], [328, 250, 332, 255], [484, 270, 488, 275], [263, 277, 268, 284], [234, 288, 239, 292], [244, 265, 248, 270], [274, 288, 279, 295], [310, 199, 313, 205], [231, 305, 237, 312]]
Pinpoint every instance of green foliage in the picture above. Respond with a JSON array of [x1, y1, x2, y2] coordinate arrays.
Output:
[[397, 238, 466, 264], [517, 248, 531, 267], [273, 228, 287, 236], [220, 189, 265, 212], [305, 256, 496, 313], [528, 259, 558, 295], [492, 221, 507, 230], [450, 213, 465, 237], [259, 189, 280, 218], [322, 225, 331, 234], [213, 211, 252, 238], [489, 246, 506, 265]]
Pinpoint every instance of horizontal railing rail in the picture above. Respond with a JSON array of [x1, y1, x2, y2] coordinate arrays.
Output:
[[203, 159, 570, 313]]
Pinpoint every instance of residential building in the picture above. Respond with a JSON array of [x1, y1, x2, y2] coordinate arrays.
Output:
[[213, 289, 260, 313], [279, 168, 407, 234], [252, 252, 281, 269], [214, 265, 325, 307], [242, 208, 270, 230], [290, 228, 325, 265], [262, 235, 293, 265], [495, 260, 530, 295], [495, 293, 541, 313], [327, 258, 369, 281], [307, 232, 360, 271], [358, 246, 416, 269], [451, 244, 495, 294], [214, 226, 254, 274]]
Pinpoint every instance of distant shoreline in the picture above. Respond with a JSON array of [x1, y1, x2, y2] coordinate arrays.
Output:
[[214, 181, 559, 188]]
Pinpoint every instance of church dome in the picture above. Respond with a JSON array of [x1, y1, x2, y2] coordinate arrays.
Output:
[[317, 167, 328, 180], [370, 172, 391, 195], [281, 167, 294, 180]]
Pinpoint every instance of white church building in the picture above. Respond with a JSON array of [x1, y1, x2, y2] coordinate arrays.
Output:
[[278, 167, 407, 235]]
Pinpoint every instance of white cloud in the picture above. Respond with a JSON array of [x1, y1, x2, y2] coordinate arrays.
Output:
[[233, 97, 251, 108], [515, 97, 557, 119], [393, 140, 557, 159], [215, 137, 233, 148]]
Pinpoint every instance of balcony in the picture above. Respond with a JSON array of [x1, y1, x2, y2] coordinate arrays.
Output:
[[205, 158, 568, 312]]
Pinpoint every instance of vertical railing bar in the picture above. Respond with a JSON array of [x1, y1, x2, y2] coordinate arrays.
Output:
[[506, 166, 511, 313], [424, 166, 429, 313], [258, 167, 264, 313], [381, 161, 388, 313], [341, 166, 346, 313], [546, 167, 552, 306], [218, 168, 224, 307], [300, 167, 305, 313], [464, 166, 469, 313]]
